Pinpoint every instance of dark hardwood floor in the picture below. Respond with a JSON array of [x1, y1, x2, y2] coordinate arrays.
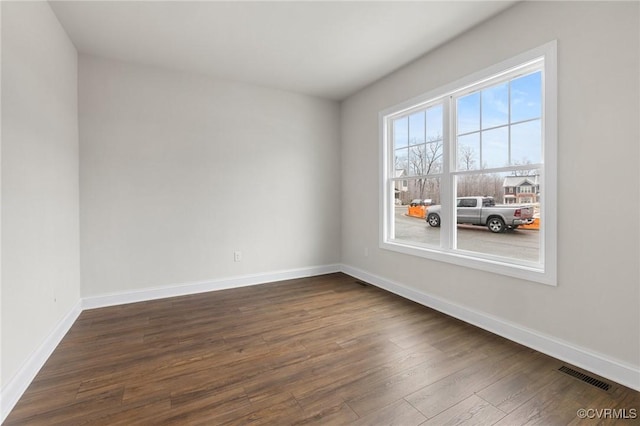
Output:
[[5, 273, 639, 425]]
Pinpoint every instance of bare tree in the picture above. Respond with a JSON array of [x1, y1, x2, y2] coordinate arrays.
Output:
[[457, 145, 477, 197], [408, 137, 443, 199], [458, 172, 504, 199], [394, 153, 407, 174], [458, 145, 476, 171]]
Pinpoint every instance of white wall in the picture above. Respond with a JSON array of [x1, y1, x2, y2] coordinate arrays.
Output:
[[341, 0, 639, 370], [1, 1, 80, 388], [79, 56, 341, 297]]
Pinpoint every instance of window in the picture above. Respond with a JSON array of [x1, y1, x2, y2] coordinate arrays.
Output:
[[458, 198, 478, 208], [380, 42, 557, 285]]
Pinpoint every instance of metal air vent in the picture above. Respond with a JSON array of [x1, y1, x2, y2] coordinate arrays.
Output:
[[558, 366, 612, 391]]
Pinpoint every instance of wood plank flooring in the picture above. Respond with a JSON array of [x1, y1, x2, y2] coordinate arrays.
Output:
[[5, 273, 639, 425]]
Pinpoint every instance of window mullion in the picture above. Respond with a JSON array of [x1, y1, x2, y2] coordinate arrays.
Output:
[[508, 81, 512, 165], [479, 91, 483, 169], [441, 97, 454, 251], [385, 118, 395, 243]]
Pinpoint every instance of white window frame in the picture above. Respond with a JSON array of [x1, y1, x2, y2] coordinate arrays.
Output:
[[379, 41, 557, 286]]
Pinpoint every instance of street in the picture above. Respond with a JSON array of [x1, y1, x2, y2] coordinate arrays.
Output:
[[394, 206, 540, 262]]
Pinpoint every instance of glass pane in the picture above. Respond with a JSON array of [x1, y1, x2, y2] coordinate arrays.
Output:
[[408, 142, 443, 176], [482, 127, 509, 169], [393, 177, 441, 247], [393, 116, 408, 149], [408, 111, 425, 145], [456, 173, 506, 200], [481, 82, 509, 128], [425, 141, 443, 174], [455, 171, 540, 263], [511, 71, 542, 123], [457, 133, 480, 171], [457, 92, 480, 134], [394, 148, 408, 176], [511, 119, 542, 165], [426, 104, 443, 141], [408, 145, 424, 176]]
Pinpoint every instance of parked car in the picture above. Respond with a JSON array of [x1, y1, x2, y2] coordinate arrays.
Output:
[[426, 196, 534, 233]]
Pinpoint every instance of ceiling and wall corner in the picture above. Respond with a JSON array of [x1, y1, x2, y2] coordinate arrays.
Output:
[[49, 1, 517, 101]]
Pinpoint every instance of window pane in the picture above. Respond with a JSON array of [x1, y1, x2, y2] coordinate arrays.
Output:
[[408, 111, 425, 145], [511, 119, 542, 165], [455, 171, 540, 263], [457, 133, 480, 171], [481, 83, 509, 128], [456, 173, 506, 200], [393, 177, 441, 247], [409, 142, 443, 176], [482, 127, 509, 169], [426, 104, 443, 141], [393, 116, 408, 148], [425, 141, 443, 174], [408, 145, 424, 176], [394, 148, 408, 175], [457, 93, 480, 134], [511, 71, 542, 123]]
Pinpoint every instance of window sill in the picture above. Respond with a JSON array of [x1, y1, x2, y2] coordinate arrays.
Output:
[[380, 238, 556, 286]]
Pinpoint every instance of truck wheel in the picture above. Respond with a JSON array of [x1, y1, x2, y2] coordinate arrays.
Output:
[[427, 213, 440, 227], [487, 217, 506, 233]]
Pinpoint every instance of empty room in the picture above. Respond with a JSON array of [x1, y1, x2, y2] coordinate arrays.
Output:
[[1, 1, 639, 424]]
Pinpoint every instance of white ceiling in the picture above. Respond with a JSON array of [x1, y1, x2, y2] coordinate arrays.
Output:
[[50, 1, 517, 100]]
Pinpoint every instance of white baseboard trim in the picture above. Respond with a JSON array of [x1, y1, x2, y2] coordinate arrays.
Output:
[[82, 264, 342, 310], [1, 300, 83, 423], [340, 264, 640, 392]]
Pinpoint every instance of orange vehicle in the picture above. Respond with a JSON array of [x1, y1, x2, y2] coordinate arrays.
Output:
[[407, 199, 432, 219], [521, 217, 540, 230]]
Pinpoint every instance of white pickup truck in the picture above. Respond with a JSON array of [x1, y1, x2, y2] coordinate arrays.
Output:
[[426, 196, 534, 233]]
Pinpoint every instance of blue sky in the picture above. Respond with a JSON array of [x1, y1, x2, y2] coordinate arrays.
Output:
[[457, 71, 542, 169], [394, 104, 443, 148], [394, 70, 542, 172]]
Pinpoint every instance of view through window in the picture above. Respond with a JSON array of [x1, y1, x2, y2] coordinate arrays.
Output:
[[382, 43, 556, 284]]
